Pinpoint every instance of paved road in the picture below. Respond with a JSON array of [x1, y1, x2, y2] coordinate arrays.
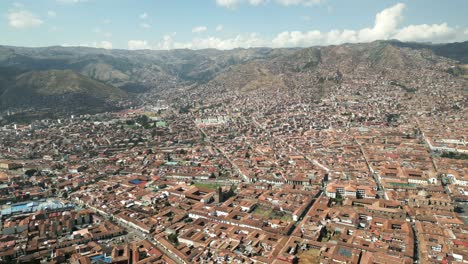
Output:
[[194, 120, 251, 182], [86, 204, 184, 264], [354, 139, 388, 200]]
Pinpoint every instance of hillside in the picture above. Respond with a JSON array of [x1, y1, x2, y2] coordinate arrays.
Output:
[[0, 69, 127, 115], [189, 41, 463, 98], [0, 46, 281, 91], [0, 40, 467, 121]]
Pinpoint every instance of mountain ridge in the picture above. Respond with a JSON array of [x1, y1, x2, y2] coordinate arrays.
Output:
[[0, 40, 467, 122]]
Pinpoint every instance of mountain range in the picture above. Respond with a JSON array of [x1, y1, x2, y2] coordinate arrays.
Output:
[[0, 40, 467, 121]]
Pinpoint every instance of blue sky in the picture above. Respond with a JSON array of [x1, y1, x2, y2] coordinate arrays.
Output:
[[1, 0, 468, 50]]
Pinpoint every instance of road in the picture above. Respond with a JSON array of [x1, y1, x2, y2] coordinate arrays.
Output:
[[193, 120, 251, 182], [85, 203, 184, 264], [354, 138, 388, 200]]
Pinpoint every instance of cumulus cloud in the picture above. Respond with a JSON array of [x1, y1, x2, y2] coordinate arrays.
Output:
[[153, 33, 184, 50], [190, 33, 267, 49], [357, 3, 405, 42], [192, 26, 208, 33], [96, 41, 112, 49], [128, 40, 151, 50], [216, 0, 240, 8], [122, 3, 464, 50], [154, 33, 267, 50], [8, 10, 43, 28], [248, 0, 268, 5], [216, 25, 224, 32], [271, 3, 464, 48], [394, 23, 457, 43]]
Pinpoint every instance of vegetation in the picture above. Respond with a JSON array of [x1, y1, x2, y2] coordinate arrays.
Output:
[[386, 113, 400, 125], [168, 233, 179, 246], [441, 151, 468, 160], [179, 105, 192, 113], [135, 115, 151, 129], [252, 206, 293, 222]]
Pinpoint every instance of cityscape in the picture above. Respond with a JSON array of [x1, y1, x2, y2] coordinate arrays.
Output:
[[0, 1, 467, 264]]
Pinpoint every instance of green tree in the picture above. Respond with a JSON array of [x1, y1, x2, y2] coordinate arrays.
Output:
[[168, 233, 179, 245]]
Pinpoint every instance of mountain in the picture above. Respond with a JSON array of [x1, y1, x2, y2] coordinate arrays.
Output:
[[0, 46, 283, 90], [190, 40, 465, 97], [0, 69, 127, 117], [0, 40, 466, 121], [388, 40, 468, 64]]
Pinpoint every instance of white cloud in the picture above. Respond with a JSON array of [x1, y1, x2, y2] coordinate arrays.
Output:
[[119, 3, 465, 50], [192, 26, 208, 33], [216, 0, 240, 8], [216, 25, 224, 32], [155, 33, 267, 50], [357, 3, 405, 42], [394, 23, 457, 43], [191, 33, 267, 49], [272, 30, 321, 47], [271, 3, 465, 48], [8, 10, 43, 29], [248, 0, 268, 5], [153, 33, 181, 50], [140, 23, 151, 29], [139, 12, 148, 19], [47, 10, 56, 18], [96, 41, 112, 49], [128, 40, 151, 50]]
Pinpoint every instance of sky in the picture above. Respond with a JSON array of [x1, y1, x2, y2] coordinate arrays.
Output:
[[1, 0, 468, 50]]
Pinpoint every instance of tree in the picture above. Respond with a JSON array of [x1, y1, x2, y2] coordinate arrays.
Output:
[[137, 115, 150, 128], [168, 233, 179, 245]]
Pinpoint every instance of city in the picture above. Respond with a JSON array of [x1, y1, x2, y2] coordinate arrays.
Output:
[[0, 1, 467, 263]]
